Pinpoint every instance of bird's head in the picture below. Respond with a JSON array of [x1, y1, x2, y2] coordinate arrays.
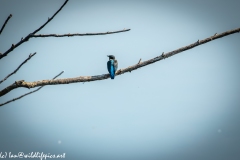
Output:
[[107, 55, 115, 60]]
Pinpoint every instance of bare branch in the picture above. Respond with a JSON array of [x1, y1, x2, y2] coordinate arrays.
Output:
[[0, 0, 69, 60], [0, 27, 240, 97], [0, 71, 64, 107], [31, 29, 131, 37], [0, 14, 12, 35], [0, 0, 130, 60], [32, 0, 68, 34], [0, 52, 36, 84]]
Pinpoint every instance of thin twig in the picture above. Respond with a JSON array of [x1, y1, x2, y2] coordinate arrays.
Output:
[[0, 0, 69, 60], [0, 27, 240, 97], [0, 71, 64, 107], [0, 14, 12, 35], [161, 52, 164, 56], [0, 52, 36, 84], [31, 29, 131, 37], [52, 71, 64, 79], [138, 58, 142, 64]]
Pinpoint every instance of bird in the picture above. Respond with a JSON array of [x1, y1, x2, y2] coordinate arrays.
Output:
[[107, 55, 118, 79]]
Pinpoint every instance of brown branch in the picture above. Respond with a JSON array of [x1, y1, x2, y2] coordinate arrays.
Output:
[[0, 27, 239, 97], [0, 52, 36, 84], [31, 29, 131, 37], [0, 0, 69, 60], [0, 14, 12, 35], [0, 71, 64, 107]]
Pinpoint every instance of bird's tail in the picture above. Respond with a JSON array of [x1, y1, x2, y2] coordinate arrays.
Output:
[[110, 72, 115, 79]]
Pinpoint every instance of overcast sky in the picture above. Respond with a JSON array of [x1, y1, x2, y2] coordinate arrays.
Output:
[[0, 0, 240, 160]]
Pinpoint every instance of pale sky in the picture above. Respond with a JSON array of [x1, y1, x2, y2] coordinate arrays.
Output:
[[0, 0, 240, 160]]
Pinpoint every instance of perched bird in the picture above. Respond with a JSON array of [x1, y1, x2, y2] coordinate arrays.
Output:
[[107, 55, 118, 79]]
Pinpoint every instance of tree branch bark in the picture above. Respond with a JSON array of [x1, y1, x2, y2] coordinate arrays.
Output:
[[1, 27, 239, 97], [0, 52, 36, 84], [0, 71, 64, 107]]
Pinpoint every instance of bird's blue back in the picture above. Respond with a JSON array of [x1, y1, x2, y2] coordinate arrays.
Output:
[[107, 59, 116, 79]]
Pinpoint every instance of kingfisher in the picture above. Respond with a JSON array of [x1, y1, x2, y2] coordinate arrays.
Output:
[[107, 55, 118, 79]]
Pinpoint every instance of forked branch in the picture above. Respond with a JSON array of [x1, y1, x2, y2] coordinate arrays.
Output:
[[0, 0, 130, 60], [0, 0, 69, 59], [1, 27, 239, 97]]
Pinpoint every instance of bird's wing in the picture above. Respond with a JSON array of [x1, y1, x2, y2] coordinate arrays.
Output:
[[107, 60, 111, 73], [114, 60, 118, 72]]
